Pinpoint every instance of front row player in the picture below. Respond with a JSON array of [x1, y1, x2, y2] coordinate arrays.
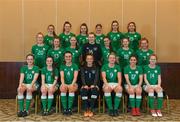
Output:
[[17, 54, 39, 117], [124, 55, 143, 116], [60, 51, 79, 115], [143, 54, 163, 117], [101, 52, 123, 116]]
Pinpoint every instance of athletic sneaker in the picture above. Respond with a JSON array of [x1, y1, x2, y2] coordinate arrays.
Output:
[[156, 110, 163, 117], [135, 108, 141, 116], [151, 110, 157, 117]]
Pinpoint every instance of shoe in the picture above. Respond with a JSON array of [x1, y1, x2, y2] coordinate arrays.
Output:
[[88, 110, 94, 117], [108, 110, 114, 116], [17, 111, 23, 117], [131, 108, 136, 116], [84, 110, 89, 117], [63, 109, 68, 115], [22, 111, 29, 117], [150, 110, 157, 117], [135, 108, 141, 116], [113, 109, 119, 116], [156, 110, 162, 117], [67, 108, 72, 115], [42, 110, 47, 116]]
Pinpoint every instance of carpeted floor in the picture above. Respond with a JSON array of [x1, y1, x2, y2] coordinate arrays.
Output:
[[0, 99, 180, 121]]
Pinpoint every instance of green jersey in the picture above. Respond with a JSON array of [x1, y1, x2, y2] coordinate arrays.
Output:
[[144, 65, 161, 85], [76, 34, 88, 47], [101, 64, 121, 83], [64, 47, 81, 67], [95, 34, 105, 47], [124, 65, 143, 85], [20, 65, 39, 84], [41, 67, 59, 84], [107, 32, 124, 52], [101, 46, 111, 65], [44, 35, 54, 48], [31, 44, 49, 69], [60, 63, 79, 84], [136, 49, 154, 66], [47, 48, 64, 69], [124, 32, 141, 51], [59, 32, 75, 48], [117, 48, 134, 68]]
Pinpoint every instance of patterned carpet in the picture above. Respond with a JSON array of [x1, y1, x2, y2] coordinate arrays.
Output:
[[0, 99, 180, 121]]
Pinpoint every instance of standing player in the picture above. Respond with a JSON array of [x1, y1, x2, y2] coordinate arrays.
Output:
[[31, 32, 49, 69], [124, 55, 143, 116], [76, 23, 89, 47], [44, 24, 57, 48], [95, 24, 105, 47], [124, 22, 141, 51], [47, 37, 64, 69], [41, 56, 59, 116], [143, 54, 163, 117], [101, 36, 113, 65], [117, 38, 134, 69], [59, 21, 75, 48], [17, 54, 39, 117], [82, 32, 102, 67], [107, 20, 124, 52], [80, 54, 99, 117], [65, 36, 81, 67], [60, 51, 79, 115], [102, 52, 123, 116], [136, 38, 154, 66]]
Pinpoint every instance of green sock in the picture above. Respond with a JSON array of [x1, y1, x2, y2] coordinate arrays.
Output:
[[61, 93, 67, 110], [18, 95, 24, 111], [148, 96, 155, 109], [68, 93, 75, 109], [105, 93, 113, 110], [114, 93, 122, 110], [129, 95, 135, 108], [41, 95, 47, 111], [157, 97, 163, 109], [47, 95, 54, 111], [25, 95, 32, 111], [136, 95, 142, 108]]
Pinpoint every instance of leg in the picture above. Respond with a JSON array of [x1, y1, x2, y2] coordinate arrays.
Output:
[[47, 86, 55, 112], [25, 86, 35, 114], [17, 84, 26, 117], [60, 84, 68, 114], [80, 87, 89, 117], [135, 86, 142, 115], [41, 85, 48, 114], [155, 86, 163, 117]]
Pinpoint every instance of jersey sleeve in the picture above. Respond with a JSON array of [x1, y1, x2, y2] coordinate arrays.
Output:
[[54, 68, 59, 77], [124, 66, 128, 74], [139, 66, 143, 75], [41, 67, 46, 75], [74, 64, 79, 71], [101, 64, 106, 72], [34, 66, 39, 74], [20, 66, 25, 74]]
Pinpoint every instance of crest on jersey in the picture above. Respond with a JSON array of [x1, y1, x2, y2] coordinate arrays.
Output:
[[32, 71, 35, 74], [71, 68, 73, 71], [92, 70, 96, 74], [147, 53, 150, 56], [155, 70, 158, 73], [135, 71, 139, 74], [43, 48, 45, 50], [93, 47, 97, 51], [114, 69, 117, 72]]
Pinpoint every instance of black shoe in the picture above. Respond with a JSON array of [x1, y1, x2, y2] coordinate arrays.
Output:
[[113, 109, 119, 116], [17, 111, 23, 117], [67, 109, 72, 115], [42, 110, 47, 116], [108, 110, 114, 116], [22, 111, 29, 117], [63, 109, 68, 115]]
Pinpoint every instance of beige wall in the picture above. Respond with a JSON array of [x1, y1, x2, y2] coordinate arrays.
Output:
[[0, 0, 180, 62]]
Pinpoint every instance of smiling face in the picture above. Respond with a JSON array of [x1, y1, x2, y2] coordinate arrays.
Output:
[[129, 56, 137, 66], [47, 25, 55, 35], [64, 52, 72, 64], [140, 39, 148, 50], [112, 22, 119, 31], [86, 55, 94, 66], [128, 23, 136, 32], [53, 38, 60, 48], [46, 57, 53, 67], [149, 55, 157, 65], [122, 38, 129, 48], [88, 33, 95, 44], [26, 55, 34, 66], [70, 36, 77, 46], [64, 23, 71, 33], [95, 25, 102, 34], [104, 37, 110, 47], [80, 25, 87, 34], [108, 54, 116, 64], [36, 33, 44, 44]]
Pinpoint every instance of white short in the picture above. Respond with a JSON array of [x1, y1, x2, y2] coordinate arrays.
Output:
[[124, 84, 138, 90], [45, 84, 58, 90], [23, 83, 39, 90], [143, 85, 158, 91], [103, 83, 118, 89]]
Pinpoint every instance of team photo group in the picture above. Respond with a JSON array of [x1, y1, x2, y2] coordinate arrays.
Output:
[[16, 20, 164, 118]]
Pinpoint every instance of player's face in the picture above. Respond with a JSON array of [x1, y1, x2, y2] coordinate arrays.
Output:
[[130, 57, 137, 66], [108, 54, 116, 64], [122, 38, 129, 47], [46, 57, 53, 66], [26, 56, 34, 65], [141, 40, 148, 49], [104, 38, 110, 47], [64, 24, 71, 33], [128, 23, 135, 32], [48, 26, 54, 34], [96, 26, 102, 34], [36, 34, 44, 44], [86, 55, 94, 65], [112, 22, 119, 31], [70, 37, 77, 46], [149, 56, 157, 65], [64, 53, 72, 63], [53, 38, 60, 48], [80, 26, 87, 34], [88, 34, 95, 44]]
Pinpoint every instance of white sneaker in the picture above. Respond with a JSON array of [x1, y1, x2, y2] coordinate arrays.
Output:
[[151, 110, 157, 117], [156, 110, 163, 117]]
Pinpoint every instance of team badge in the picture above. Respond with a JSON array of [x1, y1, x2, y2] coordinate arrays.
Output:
[[147, 53, 150, 56], [92, 70, 95, 74], [114, 69, 117, 72], [32, 71, 35, 74], [155, 70, 157, 73], [135, 71, 139, 74]]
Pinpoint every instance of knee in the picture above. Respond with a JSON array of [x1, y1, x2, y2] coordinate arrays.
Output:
[[103, 86, 111, 93], [41, 86, 47, 94], [128, 88, 134, 95], [81, 88, 88, 96], [91, 87, 99, 96], [69, 85, 77, 92], [17, 86, 25, 94], [114, 86, 123, 93], [148, 87, 154, 93], [60, 85, 67, 93], [136, 87, 142, 95]]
